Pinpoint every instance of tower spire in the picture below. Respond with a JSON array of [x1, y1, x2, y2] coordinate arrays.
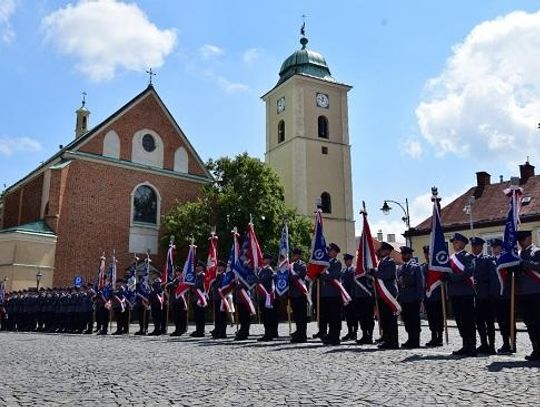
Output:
[[75, 91, 90, 139], [300, 15, 308, 49]]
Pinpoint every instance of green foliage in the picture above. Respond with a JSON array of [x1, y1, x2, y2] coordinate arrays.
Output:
[[162, 153, 312, 261]]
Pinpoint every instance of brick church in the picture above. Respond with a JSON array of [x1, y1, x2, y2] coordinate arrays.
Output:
[[0, 85, 212, 289]]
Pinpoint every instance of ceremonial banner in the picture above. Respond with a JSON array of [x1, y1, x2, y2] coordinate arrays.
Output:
[[109, 253, 118, 290], [234, 222, 262, 289], [137, 254, 151, 306], [496, 186, 523, 294], [355, 208, 376, 296], [307, 210, 329, 281], [163, 240, 176, 284], [204, 233, 219, 293], [275, 224, 290, 296], [175, 244, 197, 299], [427, 195, 451, 297], [97, 254, 106, 291], [0, 280, 5, 305], [125, 255, 138, 307], [218, 234, 239, 312]]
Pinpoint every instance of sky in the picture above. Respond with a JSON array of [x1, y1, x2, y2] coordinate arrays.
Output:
[[2, 0, 540, 241]]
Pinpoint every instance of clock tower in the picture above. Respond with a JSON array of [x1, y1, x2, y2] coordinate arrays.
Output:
[[262, 33, 355, 253]]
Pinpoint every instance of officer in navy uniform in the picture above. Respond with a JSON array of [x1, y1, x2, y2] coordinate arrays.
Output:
[[289, 248, 308, 343], [234, 280, 253, 341], [211, 260, 228, 339], [446, 233, 477, 357], [397, 246, 424, 349], [421, 246, 444, 347], [134, 279, 150, 335], [516, 230, 540, 361], [149, 278, 164, 336], [490, 238, 514, 353], [354, 258, 375, 346], [258, 253, 277, 342], [470, 237, 497, 355], [168, 267, 187, 337], [190, 261, 207, 337], [341, 253, 358, 341], [320, 243, 343, 346], [372, 242, 399, 349], [82, 285, 94, 334]]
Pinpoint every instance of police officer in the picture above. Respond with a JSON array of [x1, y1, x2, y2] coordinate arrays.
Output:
[[320, 243, 343, 346], [168, 267, 187, 337], [341, 253, 358, 341], [112, 280, 129, 335], [82, 285, 94, 334], [190, 261, 207, 337], [470, 237, 497, 355], [234, 280, 253, 341], [421, 246, 444, 347], [516, 230, 540, 361], [257, 253, 276, 341], [354, 258, 375, 346], [446, 233, 477, 357], [289, 248, 308, 343], [397, 246, 424, 349], [95, 286, 110, 335], [371, 242, 399, 349], [490, 238, 514, 353], [149, 277, 164, 336], [212, 260, 228, 339]]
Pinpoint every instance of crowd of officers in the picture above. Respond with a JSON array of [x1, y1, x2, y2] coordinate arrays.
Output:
[[1, 231, 539, 362]]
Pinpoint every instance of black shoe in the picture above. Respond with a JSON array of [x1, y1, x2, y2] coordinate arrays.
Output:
[[341, 333, 353, 341], [257, 335, 272, 342], [378, 342, 399, 350], [375, 337, 384, 344], [487, 345, 497, 355], [452, 347, 468, 356], [234, 334, 248, 341], [169, 331, 181, 337], [83, 330, 93, 335], [134, 331, 143, 336], [476, 344, 490, 354], [323, 338, 340, 346], [148, 330, 160, 336], [356, 336, 373, 345], [190, 331, 205, 338], [111, 331, 122, 336], [402, 341, 420, 349], [497, 344, 512, 354], [290, 336, 307, 343], [467, 349, 478, 357], [212, 333, 227, 339], [312, 332, 323, 339], [525, 352, 540, 361], [97, 331, 108, 336]]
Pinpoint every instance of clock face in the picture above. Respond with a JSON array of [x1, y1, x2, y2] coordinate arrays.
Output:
[[277, 96, 285, 113], [316, 93, 329, 109]]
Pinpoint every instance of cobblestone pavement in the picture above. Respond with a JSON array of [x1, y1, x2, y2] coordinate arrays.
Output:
[[0, 322, 539, 406]]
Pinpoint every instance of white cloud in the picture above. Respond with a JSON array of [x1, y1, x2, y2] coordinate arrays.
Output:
[[402, 138, 423, 159], [42, 0, 177, 82], [199, 44, 224, 59], [242, 48, 260, 66], [416, 9, 540, 164], [0, 0, 16, 43], [202, 69, 249, 94], [0, 137, 42, 156]]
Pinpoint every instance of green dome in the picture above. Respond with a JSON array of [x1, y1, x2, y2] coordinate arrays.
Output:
[[277, 37, 335, 85]]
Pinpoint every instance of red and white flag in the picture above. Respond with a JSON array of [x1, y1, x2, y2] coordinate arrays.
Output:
[[204, 232, 219, 293], [355, 209, 377, 280]]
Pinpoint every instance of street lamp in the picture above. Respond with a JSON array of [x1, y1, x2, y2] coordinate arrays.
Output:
[[36, 270, 43, 290], [380, 198, 411, 246]]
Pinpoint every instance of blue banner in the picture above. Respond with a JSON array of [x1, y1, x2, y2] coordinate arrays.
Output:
[[428, 198, 451, 273]]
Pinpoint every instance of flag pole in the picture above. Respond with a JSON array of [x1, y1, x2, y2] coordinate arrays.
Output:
[[287, 298, 292, 334], [250, 213, 262, 326], [441, 281, 449, 344], [510, 272, 516, 351]]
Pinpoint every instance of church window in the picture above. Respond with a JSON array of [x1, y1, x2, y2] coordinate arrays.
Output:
[[320, 192, 332, 214], [142, 134, 156, 152], [174, 147, 189, 173], [321, 146, 328, 155], [103, 130, 120, 159], [318, 116, 329, 139], [133, 185, 158, 224], [278, 120, 285, 143]]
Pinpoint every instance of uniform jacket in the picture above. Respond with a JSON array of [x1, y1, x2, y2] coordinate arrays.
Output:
[[448, 250, 475, 298], [473, 254, 496, 300], [320, 257, 342, 298], [397, 260, 424, 303], [421, 263, 442, 303], [289, 260, 308, 298], [374, 256, 397, 298], [518, 244, 540, 295]]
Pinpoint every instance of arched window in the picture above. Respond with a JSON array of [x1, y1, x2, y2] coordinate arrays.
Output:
[[278, 120, 285, 143], [174, 146, 189, 173], [318, 116, 329, 139], [321, 192, 332, 214], [133, 185, 158, 224], [103, 130, 120, 159]]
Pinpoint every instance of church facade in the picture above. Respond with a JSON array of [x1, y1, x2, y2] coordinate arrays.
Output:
[[262, 34, 356, 254], [0, 85, 212, 289]]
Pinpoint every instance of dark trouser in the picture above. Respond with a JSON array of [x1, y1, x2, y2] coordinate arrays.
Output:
[[451, 296, 476, 351], [321, 297, 342, 342], [114, 309, 129, 333], [236, 302, 251, 337], [135, 305, 149, 333], [213, 301, 227, 337], [356, 297, 375, 338], [378, 299, 398, 346], [425, 300, 443, 339], [518, 293, 540, 355], [151, 305, 163, 333], [475, 298, 495, 347], [343, 302, 358, 336], [290, 296, 308, 339], [160, 303, 168, 333], [401, 301, 421, 344], [261, 303, 277, 338], [193, 304, 206, 334], [96, 308, 110, 333], [37, 311, 44, 331], [84, 311, 94, 332], [172, 302, 187, 334], [495, 297, 511, 346]]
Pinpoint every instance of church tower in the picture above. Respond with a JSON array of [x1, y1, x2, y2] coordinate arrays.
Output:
[[262, 31, 355, 253]]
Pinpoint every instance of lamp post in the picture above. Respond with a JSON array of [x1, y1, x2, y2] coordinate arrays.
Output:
[[36, 270, 43, 290], [380, 198, 411, 246]]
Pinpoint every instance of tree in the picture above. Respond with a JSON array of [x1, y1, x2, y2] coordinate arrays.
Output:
[[162, 153, 312, 261]]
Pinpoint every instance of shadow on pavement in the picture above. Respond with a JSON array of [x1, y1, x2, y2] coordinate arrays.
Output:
[[323, 347, 380, 354], [273, 344, 325, 351], [400, 353, 459, 362], [487, 360, 540, 372]]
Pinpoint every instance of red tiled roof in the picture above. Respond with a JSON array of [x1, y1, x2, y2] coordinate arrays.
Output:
[[410, 175, 540, 236]]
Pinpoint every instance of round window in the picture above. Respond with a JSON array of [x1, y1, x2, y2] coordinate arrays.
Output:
[[142, 134, 156, 152]]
